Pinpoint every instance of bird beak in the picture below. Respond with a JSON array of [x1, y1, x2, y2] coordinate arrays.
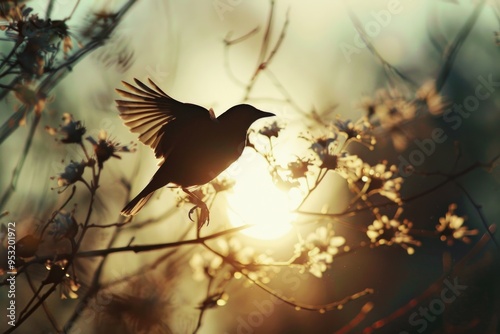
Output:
[[260, 111, 275, 118]]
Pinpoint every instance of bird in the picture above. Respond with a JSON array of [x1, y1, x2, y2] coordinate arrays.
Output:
[[116, 78, 275, 228]]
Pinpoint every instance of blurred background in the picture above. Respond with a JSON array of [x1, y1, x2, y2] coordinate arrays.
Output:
[[0, 0, 499, 333]]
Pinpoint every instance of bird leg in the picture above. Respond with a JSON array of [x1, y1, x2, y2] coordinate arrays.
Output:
[[182, 188, 210, 229]]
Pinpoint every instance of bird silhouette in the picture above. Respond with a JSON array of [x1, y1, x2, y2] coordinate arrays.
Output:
[[117, 78, 274, 228]]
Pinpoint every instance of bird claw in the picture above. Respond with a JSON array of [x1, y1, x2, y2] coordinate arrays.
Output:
[[188, 206, 197, 222], [188, 204, 210, 230], [198, 205, 210, 230]]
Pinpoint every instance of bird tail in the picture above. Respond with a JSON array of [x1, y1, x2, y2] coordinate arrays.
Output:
[[121, 188, 155, 216]]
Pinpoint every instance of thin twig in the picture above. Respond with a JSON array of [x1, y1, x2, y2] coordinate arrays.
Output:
[[362, 224, 495, 333], [224, 27, 260, 46], [61, 169, 135, 333], [26, 272, 62, 333], [193, 277, 213, 334], [202, 243, 373, 312], [0, 0, 137, 144], [454, 181, 498, 248], [24, 225, 251, 265], [296, 155, 500, 218]]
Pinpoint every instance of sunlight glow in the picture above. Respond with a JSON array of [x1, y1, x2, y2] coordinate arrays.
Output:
[[225, 150, 299, 240]]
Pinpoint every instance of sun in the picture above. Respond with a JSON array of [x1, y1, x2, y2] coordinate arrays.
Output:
[[224, 150, 299, 240]]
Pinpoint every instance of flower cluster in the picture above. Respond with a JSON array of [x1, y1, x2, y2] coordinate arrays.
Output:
[[247, 120, 283, 152], [361, 89, 417, 151], [436, 204, 478, 246], [46, 113, 86, 144], [269, 157, 311, 192], [359, 83, 446, 151], [48, 114, 134, 190], [415, 81, 447, 115], [362, 88, 416, 122], [52, 160, 86, 192], [1, 4, 73, 78], [292, 224, 345, 278], [259, 121, 282, 139], [44, 259, 80, 299], [308, 134, 363, 180], [287, 158, 311, 179], [366, 210, 421, 255], [333, 117, 376, 148], [86, 130, 134, 169], [354, 162, 403, 204], [47, 211, 79, 241]]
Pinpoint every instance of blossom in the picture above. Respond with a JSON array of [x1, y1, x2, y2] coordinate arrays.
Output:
[[366, 211, 421, 255], [86, 130, 134, 168], [416, 81, 447, 115], [309, 135, 363, 180], [268, 158, 311, 192], [333, 153, 364, 181], [44, 259, 80, 299], [60, 275, 80, 299], [436, 204, 478, 246], [334, 118, 376, 147], [310, 135, 336, 159], [356, 162, 403, 204], [361, 88, 417, 151], [2, 6, 72, 77], [292, 224, 345, 278], [361, 89, 416, 123], [287, 158, 311, 179], [259, 121, 282, 139], [46, 113, 86, 144], [56, 160, 86, 189], [48, 211, 79, 241]]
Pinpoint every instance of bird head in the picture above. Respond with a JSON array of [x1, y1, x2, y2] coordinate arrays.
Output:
[[218, 104, 275, 129]]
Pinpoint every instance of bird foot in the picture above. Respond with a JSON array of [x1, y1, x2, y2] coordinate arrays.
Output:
[[188, 203, 210, 230], [183, 187, 210, 230]]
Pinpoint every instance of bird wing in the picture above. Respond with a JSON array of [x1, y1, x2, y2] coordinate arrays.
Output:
[[116, 78, 215, 159]]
